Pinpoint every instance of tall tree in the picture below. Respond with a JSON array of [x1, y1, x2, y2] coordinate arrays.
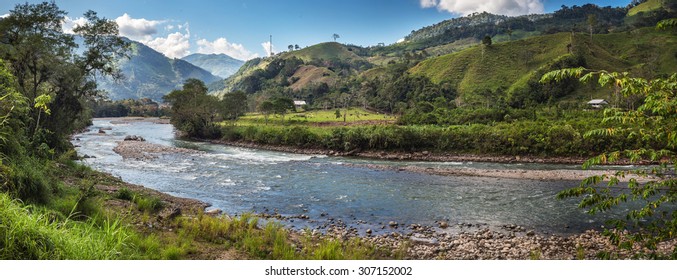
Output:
[[258, 100, 274, 125], [332, 33, 340, 42], [288, 44, 294, 51], [163, 79, 221, 138], [587, 14, 597, 41], [221, 90, 247, 121], [0, 2, 128, 152]]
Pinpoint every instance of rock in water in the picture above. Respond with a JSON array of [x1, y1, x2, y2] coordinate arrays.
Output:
[[205, 208, 222, 215]]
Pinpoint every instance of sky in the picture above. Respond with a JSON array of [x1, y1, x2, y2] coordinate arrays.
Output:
[[1, 0, 631, 61]]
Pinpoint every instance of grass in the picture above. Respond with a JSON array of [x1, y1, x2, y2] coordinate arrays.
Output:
[[174, 212, 404, 260], [627, 0, 664, 16], [0, 192, 134, 259], [281, 42, 364, 63], [237, 108, 395, 127]]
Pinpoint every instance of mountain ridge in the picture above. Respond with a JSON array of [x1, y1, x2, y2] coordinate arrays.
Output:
[[181, 53, 244, 79], [97, 38, 221, 101]]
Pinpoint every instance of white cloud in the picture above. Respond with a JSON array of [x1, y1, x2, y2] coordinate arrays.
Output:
[[197, 38, 258, 60], [396, 38, 405, 43], [260, 41, 277, 57], [146, 31, 191, 58], [1, 13, 9, 19], [420, 0, 437, 8], [61, 16, 88, 34], [115, 13, 164, 42], [420, 0, 544, 16]]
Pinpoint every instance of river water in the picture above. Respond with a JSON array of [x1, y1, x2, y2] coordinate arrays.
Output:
[[74, 119, 622, 235]]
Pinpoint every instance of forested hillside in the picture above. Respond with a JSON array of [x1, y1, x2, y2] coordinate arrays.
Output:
[[97, 39, 221, 101]]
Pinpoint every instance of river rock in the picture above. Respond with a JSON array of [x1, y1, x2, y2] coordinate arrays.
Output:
[[388, 221, 398, 227], [410, 233, 439, 245], [124, 135, 146, 141], [158, 207, 181, 220], [205, 208, 222, 215]]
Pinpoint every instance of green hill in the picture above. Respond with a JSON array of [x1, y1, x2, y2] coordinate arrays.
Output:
[[280, 42, 365, 62], [212, 42, 370, 96], [409, 28, 677, 104], [628, 0, 665, 16]]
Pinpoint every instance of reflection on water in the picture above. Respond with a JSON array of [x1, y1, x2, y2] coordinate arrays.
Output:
[[75, 119, 625, 235]]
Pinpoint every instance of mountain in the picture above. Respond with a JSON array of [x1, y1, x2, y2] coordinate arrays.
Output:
[[181, 53, 244, 79], [97, 39, 221, 101]]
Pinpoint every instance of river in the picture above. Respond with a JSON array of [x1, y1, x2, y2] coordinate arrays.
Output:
[[74, 119, 622, 235]]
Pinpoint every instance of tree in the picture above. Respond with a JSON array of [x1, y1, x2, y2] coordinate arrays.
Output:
[[221, 90, 247, 121], [294, 44, 300, 50], [0, 2, 128, 152], [271, 97, 294, 123], [288, 44, 294, 51], [332, 33, 340, 42], [481, 35, 492, 60], [482, 35, 492, 46], [541, 68, 677, 258], [258, 100, 274, 125], [587, 14, 597, 41], [163, 79, 222, 138], [506, 27, 513, 41]]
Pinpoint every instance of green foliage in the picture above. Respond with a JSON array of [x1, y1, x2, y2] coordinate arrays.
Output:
[[91, 98, 165, 118], [133, 195, 164, 213], [482, 35, 492, 46], [164, 79, 223, 138], [115, 187, 134, 201], [0, 1, 129, 153], [546, 67, 677, 258]]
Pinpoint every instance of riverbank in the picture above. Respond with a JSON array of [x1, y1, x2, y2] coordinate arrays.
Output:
[[81, 117, 675, 259], [93, 163, 677, 260], [104, 137, 676, 259]]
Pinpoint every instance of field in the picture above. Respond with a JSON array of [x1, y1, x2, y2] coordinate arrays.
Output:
[[236, 107, 396, 127]]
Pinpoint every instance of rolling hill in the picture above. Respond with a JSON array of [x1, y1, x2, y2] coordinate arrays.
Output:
[[409, 28, 677, 104], [211, 42, 370, 96]]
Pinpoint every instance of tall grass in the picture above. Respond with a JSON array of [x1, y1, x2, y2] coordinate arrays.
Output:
[[0, 193, 134, 259], [175, 212, 404, 260]]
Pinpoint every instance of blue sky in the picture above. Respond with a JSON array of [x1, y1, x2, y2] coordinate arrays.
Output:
[[1, 0, 631, 60]]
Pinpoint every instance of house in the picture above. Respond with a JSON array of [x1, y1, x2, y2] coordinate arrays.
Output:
[[587, 99, 609, 109], [293, 100, 307, 110]]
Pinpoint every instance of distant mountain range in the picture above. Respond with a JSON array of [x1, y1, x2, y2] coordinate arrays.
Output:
[[97, 38, 221, 101], [181, 53, 244, 79]]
